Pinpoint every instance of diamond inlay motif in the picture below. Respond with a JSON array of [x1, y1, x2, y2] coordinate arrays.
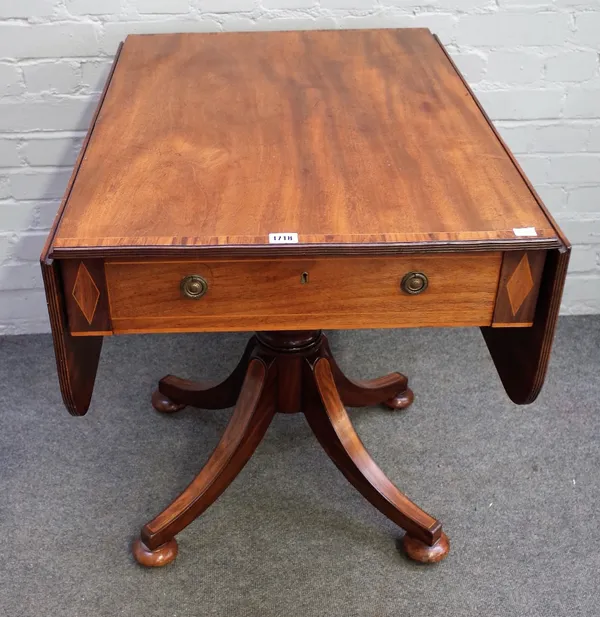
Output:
[[506, 255, 534, 316], [72, 263, 100, 325]]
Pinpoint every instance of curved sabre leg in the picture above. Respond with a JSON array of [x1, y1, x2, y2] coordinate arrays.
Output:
[[303, 357, 449, 563], [152, 336, 257, 413], [322, 336, 414, 410], [133, 357, 276, 566]]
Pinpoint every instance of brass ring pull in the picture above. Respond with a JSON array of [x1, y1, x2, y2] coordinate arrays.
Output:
[[401, 272, 428, 295], [181, 274, 208, 299]]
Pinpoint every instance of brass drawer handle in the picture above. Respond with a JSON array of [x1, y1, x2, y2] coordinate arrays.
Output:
[[181, 274, 208, 299], [401, 272, 428, 295]]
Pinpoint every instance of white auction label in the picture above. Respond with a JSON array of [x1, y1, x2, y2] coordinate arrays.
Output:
[[513, 227, 537, 237], [268, 233, 299, 244]]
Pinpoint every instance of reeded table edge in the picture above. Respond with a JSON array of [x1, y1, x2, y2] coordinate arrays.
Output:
[[48, 237, 563, 261]]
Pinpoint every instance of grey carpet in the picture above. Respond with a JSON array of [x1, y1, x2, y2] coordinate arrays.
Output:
[[0, 317, 598, 617]]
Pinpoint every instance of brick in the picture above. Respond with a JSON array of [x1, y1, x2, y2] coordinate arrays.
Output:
[[568, 245, 599, 273], [514, 154, 550, 185], [456, 13, 571, 47], [499, 0, 592, 6], [555, 218, 600, 244], [219, 16, 260, 31], [0, 64, 24, 97], [496, 123, 534, 153], [568, 186, 600, 213], [335, 13, 457, 43], [587, 126, 600, 152], [0, 200, 60, 231], [262, 0, 315, 7], [486, 51, 544, 85], [561, 275, 600, 315], [22, 62, 79, 94], [531, 124, 589, 153], [0, 140, 22, 168], [548, 155, 600, 184], [382, 0, 483, 5], [196, 0, 256, 11], [497, 0, 555, 5], [0, 24, 100, 60], [434, 0, 495, 8], [80, 61, 113, 93], [35, 201, 61, 229], [0, 290, 49, 322], [10, 170, 71, 200], [475, 89, 563, 120], [100, 20, 220, 54], [0, 234, 14, 263], [320, 0, 370, 7], [9, 232, 47, 262], [0, 176, 10, 200], [0, 263, 43, 291], [132, 0, 189, 13], [0, 0, 55, 18], [556, 0, 600, 5], [450, 52, 486, 84], [536, 185, 568, 214], [22, 137, 82, 167], [0, 317, 51, 335], [0, 98, 96, 132], [66, 0, 121, 14], [252, 16, 338, 31], [545, 52, 598, 83], [0, 203, 37, 231], [574, 13, 600, 48], [564, 87, 600, 119], [253, 16, 336, 31]]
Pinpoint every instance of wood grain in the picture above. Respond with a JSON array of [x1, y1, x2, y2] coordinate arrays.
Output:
[[305, 357, 442, 546], [403, 532, 450, 563], [40, 260, 103, 416], [321, 334, 410, 408], [51, 30, 557, 257], [38, 46, 121, 416], [142, 358, 277, 550], [435, 35, 569, 250], [61, 259, 112, 334], [492, 251, 546, 327], [135, 330, 446, 565], [104, 254, 502, 333], [156, 336, 256, 410], [41, 42, 122, 262], [481, 247, 570, 404]]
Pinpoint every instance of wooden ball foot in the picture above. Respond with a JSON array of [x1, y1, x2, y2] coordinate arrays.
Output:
[[402, 532, 449, 564], [152, 390, 186, 413], [132, 538, 178, 567], [384, 388, 414, 410]]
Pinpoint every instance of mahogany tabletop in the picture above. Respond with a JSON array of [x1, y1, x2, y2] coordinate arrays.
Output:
[[49, 28, 561, 258]]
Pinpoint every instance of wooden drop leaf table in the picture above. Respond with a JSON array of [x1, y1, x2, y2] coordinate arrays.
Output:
[[41, 29, 570, 568]]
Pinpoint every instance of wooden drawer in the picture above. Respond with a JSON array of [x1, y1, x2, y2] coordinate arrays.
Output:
[[99, 254, 503, 334]]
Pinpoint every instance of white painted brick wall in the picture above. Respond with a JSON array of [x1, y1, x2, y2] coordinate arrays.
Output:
[[0, 1, 599, 334]]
